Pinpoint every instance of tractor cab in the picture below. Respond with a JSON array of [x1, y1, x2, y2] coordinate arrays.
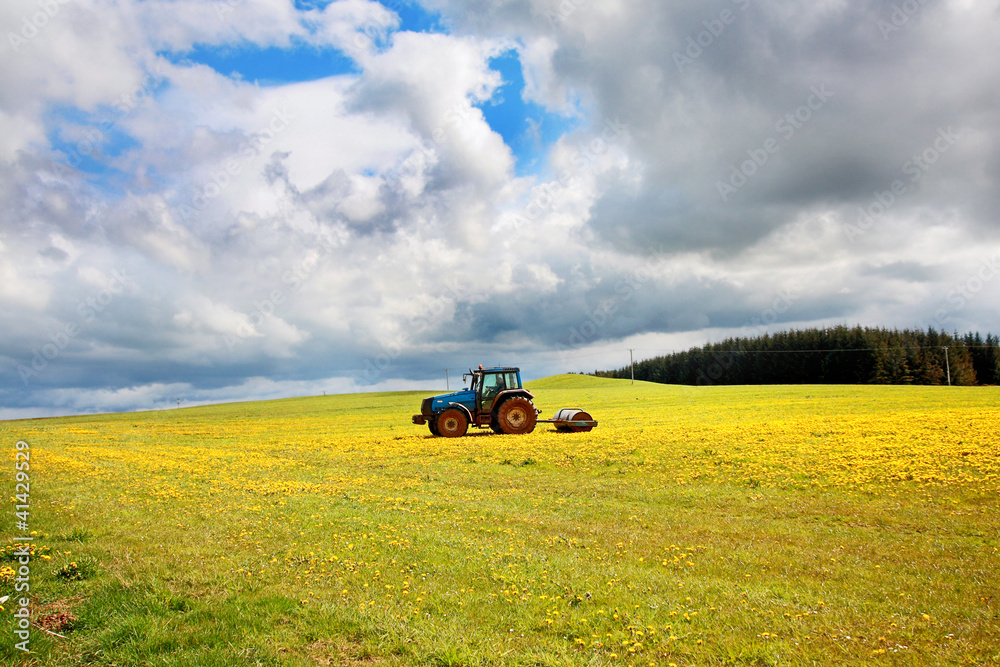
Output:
[[467, 367, 521, 413]]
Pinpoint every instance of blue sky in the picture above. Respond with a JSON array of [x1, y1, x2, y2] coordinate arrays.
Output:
[[378, 0, 446, 33], [168, 42, 361, 83], [45, 105, 142, 197], [477, 50, 579, 176]]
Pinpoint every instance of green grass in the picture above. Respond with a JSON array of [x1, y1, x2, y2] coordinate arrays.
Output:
[[1, 377, 998, 666]]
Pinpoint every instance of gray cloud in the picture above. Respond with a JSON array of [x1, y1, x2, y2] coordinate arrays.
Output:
[[423, 0, 1000, 255]]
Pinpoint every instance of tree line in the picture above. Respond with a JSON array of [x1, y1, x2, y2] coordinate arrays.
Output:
[[593, 326, 1000, 386]]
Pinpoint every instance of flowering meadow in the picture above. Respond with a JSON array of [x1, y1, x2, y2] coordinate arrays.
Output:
[[2, 376, 998, 666]]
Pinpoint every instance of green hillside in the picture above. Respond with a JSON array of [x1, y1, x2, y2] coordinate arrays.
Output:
[[525, 373, 641, 391]]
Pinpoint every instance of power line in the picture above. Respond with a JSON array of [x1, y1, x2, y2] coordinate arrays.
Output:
[[630, 345, 999, 355]]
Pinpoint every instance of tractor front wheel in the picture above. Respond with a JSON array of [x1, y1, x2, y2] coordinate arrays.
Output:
[[436, 409, 469, 438], [496, 397, 537, 435]]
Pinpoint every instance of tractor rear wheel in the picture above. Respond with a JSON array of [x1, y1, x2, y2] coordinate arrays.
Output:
[[496, 397, 536, 435], [436, 409, 468, 438]]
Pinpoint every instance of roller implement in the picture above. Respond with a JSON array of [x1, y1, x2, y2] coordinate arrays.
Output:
[[412, 366, 598, 437], [547, 408, 597, 433]]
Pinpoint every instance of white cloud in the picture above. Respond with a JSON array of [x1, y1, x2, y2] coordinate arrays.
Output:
[[0, 107, 44, 162], [304, 0, 399, 54], [0, 252, 53, 310]]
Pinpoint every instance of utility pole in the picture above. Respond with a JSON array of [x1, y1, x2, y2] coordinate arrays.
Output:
[[628, 348, 635, 385], [445, 368, 450, 391], [943, 347, 951, 386]]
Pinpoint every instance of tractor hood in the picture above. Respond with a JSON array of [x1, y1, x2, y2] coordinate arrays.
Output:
[[430, 390, 476, 412]]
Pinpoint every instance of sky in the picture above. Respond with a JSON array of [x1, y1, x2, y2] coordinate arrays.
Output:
[[2, 0, 999, 419]]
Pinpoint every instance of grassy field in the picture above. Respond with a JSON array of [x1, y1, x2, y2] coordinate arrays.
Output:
[[1, 376, 998, 666]]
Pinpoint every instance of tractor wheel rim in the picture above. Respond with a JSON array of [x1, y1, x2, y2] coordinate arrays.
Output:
[[508, 410, 525, 426]]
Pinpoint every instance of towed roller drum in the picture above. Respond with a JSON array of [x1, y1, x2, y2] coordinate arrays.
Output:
[[545, 408, 597, 433]]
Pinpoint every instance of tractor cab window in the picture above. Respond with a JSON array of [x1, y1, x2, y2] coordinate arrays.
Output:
[[481, 373, 502, 397], [479, 372, 503, 411], [504, 372, 520, 390]]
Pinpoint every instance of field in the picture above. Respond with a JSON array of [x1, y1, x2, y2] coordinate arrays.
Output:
[[1, 376, 999, 666]]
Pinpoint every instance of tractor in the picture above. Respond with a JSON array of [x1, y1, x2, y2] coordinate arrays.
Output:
[[412, 366, 597, 437]]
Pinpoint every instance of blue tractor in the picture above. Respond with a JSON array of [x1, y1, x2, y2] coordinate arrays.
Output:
[[412, 366, 597, 438]]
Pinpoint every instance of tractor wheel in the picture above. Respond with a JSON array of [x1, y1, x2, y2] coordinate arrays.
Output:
[[428, 419, 439, 436], [496, 397, 537, 435], [436, 409, 468, 438], [489, 421, 504, 434]]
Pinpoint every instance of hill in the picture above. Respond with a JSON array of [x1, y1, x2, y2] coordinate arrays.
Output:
[[525, 372, 641, 391]]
